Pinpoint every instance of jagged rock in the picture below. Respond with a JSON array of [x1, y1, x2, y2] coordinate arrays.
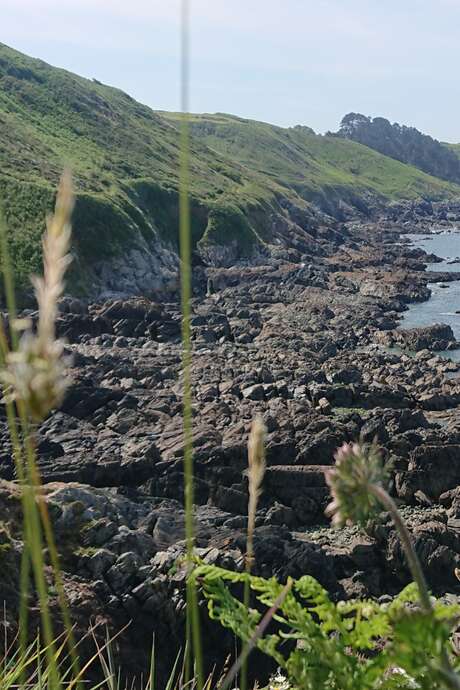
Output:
[[396, 445, 460, 500], [394, 323, 458, 352]]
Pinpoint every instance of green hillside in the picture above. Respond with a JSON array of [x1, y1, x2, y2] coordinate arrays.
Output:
[[0, 44, 280, 293], [163, 113, 459, 212], [0, 43, 459, 295]]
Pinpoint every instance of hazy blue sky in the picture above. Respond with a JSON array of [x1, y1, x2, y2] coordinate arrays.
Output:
[[2, 0, 460, 141]]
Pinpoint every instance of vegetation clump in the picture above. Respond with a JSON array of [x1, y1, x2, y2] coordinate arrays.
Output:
[[336, 112, 460, 183]]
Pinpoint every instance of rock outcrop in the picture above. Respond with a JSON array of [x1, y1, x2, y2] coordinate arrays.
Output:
[[0, 214, 460, 681]]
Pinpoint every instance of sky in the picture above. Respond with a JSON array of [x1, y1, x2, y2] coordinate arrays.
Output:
[[2, 0, 460, 142]]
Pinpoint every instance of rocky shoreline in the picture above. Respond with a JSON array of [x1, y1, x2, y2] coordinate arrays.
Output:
[[1, 203, 460, 681]]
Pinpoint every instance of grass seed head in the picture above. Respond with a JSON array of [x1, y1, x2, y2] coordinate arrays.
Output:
[[246, 415, 267, 568], [248, 415, 266, 507]]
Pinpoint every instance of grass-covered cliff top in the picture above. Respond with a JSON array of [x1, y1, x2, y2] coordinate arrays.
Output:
[[1, 42, 459, 294], [163, 112, 459, 207]]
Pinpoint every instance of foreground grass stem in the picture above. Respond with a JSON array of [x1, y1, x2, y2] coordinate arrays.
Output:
[[179, 1, 203, 687]]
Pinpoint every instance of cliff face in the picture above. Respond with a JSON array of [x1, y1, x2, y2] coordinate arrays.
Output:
[[336, 112, 460, 183]]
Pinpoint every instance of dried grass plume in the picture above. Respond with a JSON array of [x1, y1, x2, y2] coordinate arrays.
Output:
[[247, 415, 266, 569]]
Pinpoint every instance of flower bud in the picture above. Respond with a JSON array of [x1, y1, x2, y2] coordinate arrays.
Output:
[[325, 441, 388, 527]]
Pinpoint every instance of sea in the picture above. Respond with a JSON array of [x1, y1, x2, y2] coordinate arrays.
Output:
[[400, 230, 460, 362]]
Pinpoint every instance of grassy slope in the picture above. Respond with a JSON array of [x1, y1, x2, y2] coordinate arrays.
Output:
[[0, 43, 459, 294], [0, 44, 280, 291], [163, 113, 459, 208]]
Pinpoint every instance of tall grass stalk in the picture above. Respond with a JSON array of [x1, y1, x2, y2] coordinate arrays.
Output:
[[0, 209, 58, 686], [179, 1, 203, 687], [0, 177, 80, 687]]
